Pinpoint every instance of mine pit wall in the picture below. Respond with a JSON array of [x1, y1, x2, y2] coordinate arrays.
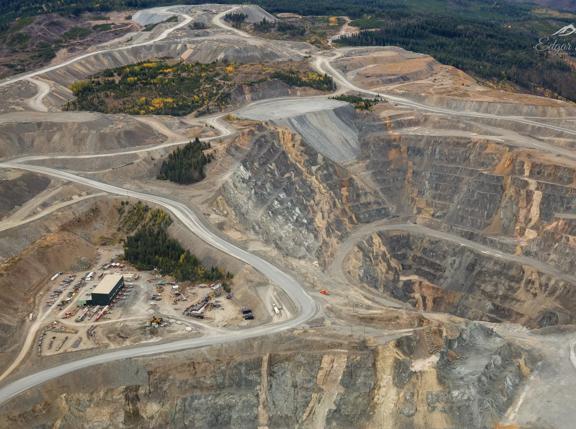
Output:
[[346, 230, 576, 327], [214, 112, 576, 326], [0, 324, 531, 429], [414, 94, 576, 118], [213, 110, 576, 326], [214, 125, 390, 265], [361, 129, 576, 275]]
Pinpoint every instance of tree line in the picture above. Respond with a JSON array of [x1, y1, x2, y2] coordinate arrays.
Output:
[[338, 14, 576, 102]]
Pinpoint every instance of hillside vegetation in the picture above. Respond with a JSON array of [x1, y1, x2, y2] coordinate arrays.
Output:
[[66, 61, 231, 116], [125, 227, 227, 282], [223, 11, 247, 28], [339, 12, 576, 101], [118, 201, 229, 282], [0, 12, 135, 78], [3, 0, 575, 100], [332, 94, 380, 110], [272, 70, 336, 91], [158, 138, 213, 184], [67, 60, 336, 115]]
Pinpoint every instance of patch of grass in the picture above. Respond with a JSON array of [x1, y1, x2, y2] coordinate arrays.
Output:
[[62, 26, 92, 40], [92, 23, 112, 31]]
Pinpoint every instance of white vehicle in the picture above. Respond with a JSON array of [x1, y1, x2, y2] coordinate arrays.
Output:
[[50, 272, 62, 281], [272, 304, 280, 315]]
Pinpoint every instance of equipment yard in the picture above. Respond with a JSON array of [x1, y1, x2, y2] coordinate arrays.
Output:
[[32, 245, 265, 358]]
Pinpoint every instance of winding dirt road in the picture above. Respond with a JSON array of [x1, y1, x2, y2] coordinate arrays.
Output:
[[0, 7, 193, 89], [0, 160, 318, 404], [25, 77, 50, 112], [313, 53, 576, 138]]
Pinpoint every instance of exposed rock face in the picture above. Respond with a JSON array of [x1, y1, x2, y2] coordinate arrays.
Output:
[[214, 91, 576, 324], [437, 324, 531, 429], [362, 128, 576, 264], [0, 325, 531, 429], [345, 230, 576, 326], [214, 126, 389, 263]]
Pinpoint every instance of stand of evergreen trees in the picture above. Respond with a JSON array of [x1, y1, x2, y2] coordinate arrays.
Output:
[[223, 12, 247, 28], [253, 19, 305, 36], [121, 202, 230, 282], [332, 94, 379, 110], [124, 226, 228, 282], [157, 138, 213, 184]]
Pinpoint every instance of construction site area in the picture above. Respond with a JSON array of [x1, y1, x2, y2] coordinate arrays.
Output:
[[33, 246, 280, 357]]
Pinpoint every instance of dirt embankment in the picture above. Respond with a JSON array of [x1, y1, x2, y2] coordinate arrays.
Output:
[[0, 232, 96, 362], [0, 172, 50, 217], [0, 200, 123, 370], [334, 47, 576, 115], [0, 112, 165, 158]]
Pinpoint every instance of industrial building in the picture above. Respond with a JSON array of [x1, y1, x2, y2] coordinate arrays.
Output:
[[88, 274, 124, 305]]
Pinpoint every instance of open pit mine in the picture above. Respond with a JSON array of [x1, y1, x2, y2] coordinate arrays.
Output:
[[0, 3, 574, 429]]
